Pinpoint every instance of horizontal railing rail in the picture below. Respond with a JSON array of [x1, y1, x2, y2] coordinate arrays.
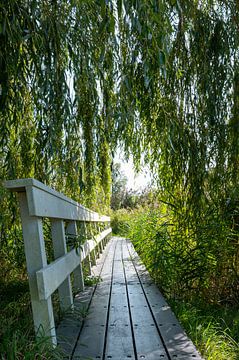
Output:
[[36, 227, 112, 301], [4, 178, 112, 346]]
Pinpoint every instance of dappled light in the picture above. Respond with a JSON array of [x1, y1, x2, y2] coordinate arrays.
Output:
[[1, 1, 239, 359]]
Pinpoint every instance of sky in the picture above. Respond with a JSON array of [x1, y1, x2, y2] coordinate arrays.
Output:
[[115, 152, 152, 191]]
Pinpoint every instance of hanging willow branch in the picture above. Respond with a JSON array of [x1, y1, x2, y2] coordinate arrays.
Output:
[[1, 0, 239, 300]]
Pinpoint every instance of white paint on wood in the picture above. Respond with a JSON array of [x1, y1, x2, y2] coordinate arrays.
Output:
[[4, 178, 110, 222], [36, 247, 81, 300], [51, 219, 73, 311], [4, 178, 112, 347], [18, 192, 56, 345], [67, 221, 85, 293], [36, 228, 112, 300], [81, 228, 112, 260]]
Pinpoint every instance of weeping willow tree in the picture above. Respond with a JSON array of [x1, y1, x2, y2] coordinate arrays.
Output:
[[1, 0, 239, 301], [0, 0, 114, 204], [0, 0, 115, 275], [116, 0, 239, 302]]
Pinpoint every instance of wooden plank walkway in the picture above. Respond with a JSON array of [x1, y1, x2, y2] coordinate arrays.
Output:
[[57, 237, 203, 360]]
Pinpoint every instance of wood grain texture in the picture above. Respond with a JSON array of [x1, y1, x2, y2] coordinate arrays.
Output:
[[4, 178, 110, 222], [5, 178, 111, 347], [72, 239, 116, 359], [18, 192, 57, 345], [122, 240, 169, 360], [105, 240, 135, 360], [57, 239, 113, 357], [36, 228, 112, 300], [58, 237, 203, 360], [127, 240, 203, 360]]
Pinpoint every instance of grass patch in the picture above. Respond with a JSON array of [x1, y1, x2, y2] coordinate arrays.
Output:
[[0, 279, 63, 359], [170, 300, 239, 360], [84, 275, 102, 287], [124, 205, 239, 359], [110, 208, 132, 235]]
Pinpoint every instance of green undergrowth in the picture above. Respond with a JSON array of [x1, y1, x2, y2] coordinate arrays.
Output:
[[0, 276, 63, 360], [170, 301, 239, 360], [83, 275, 102, 287], [0, 262, 99, 359], [0, 224, 104, 359], [110, 208, 132, 235], [113, 206, 239, 360]]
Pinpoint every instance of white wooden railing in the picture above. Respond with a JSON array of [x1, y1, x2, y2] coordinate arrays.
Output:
[[4, 178, 112, 346]]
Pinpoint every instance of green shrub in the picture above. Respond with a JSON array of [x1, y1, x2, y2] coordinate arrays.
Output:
[[171, 301, 239, 360], [110, 209, 131, 235], [0, 280, 63, 360], [127, 204, 239, 359], [128, 204, 237, 303]]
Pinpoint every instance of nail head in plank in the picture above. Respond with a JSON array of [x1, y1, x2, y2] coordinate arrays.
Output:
[[106, 241, 135, 358], [73, 239, 117, 359], [127, 241, 202, 359]]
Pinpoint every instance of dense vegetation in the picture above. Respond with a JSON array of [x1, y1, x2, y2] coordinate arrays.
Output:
[[1, 0, 239, 358], [112, 206, 239, 359]]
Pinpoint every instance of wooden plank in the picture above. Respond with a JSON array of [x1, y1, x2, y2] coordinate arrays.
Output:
[[18, 192, 56, 345], [58, 237, 202, 359], [72, 238, 117, 359], [4, 178, 110, 222], [4, 177, 113, 351], [36, 247, 82, 300], [81, 228, 112, 261], [37, 227, 112, 301], [27, 185, 110, 221], [57, 287, 94, 357], [105, 238, 135, 360], [57, 239, 114, 357], [122, 239, 169, 360], [67, 221, 85, 293], [156, 324, 203, 359], [127, 240, 203, 360], [51, 219, 73, 311], [90, 237, 111, 279]]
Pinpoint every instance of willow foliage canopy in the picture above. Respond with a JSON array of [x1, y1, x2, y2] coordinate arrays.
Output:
[[1, 0, 239, 299]]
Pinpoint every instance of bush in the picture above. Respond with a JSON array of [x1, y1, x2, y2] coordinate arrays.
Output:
[[126, 204, 239, 359], [128, 204, 238, 304], [110, 209, 131, 235]]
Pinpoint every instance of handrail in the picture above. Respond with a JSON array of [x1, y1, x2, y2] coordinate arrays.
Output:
[[36, 227, 112, 301], [5, 178, 110, 221], [4, 178, 112, 346]]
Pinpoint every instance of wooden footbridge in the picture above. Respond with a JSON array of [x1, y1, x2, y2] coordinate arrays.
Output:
[[5, 179, 203, 360]]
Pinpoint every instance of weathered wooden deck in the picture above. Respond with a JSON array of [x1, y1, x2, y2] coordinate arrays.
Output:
[[57, 237, 202, 360]]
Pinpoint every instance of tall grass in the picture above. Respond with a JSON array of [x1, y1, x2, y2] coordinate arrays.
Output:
[[127, 206, 238, 303], [171, 301, 239, 360], [0, 276, 63, 360], [113, 206, 239, 360], [110, 208, 132, 235], [0, 219, 107, 359]]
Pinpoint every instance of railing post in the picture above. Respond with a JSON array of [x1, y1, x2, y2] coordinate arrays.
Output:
[[85, 253, 92, 275], [103, 236, 107, 248], [91, 249, 97, 266], [97, 223, 103, 254], [67, 220, 84, 292], [51, 219, 73, 311], [18, 192, 56, 345]]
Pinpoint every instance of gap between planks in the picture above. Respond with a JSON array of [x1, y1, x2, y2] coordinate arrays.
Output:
[[56, 238, 115, 357], [58, 237, 203, 360]]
